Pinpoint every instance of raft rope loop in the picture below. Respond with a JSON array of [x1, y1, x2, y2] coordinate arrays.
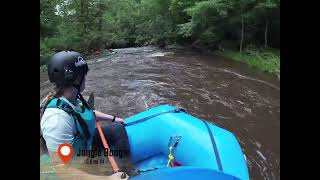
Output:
[[201, 120, 223, 172], [124, 108, 186, 127]]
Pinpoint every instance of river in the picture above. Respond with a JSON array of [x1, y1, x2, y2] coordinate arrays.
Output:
[[40, 46, 280, 180]]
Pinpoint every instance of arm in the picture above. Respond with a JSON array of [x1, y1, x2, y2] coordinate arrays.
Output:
[[94, 110, 124, 123]]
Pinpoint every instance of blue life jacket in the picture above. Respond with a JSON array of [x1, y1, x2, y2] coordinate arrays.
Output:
[[44, 96, 96, 152]]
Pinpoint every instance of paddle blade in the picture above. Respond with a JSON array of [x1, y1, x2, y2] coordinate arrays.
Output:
[[87, 92, 95, 109]]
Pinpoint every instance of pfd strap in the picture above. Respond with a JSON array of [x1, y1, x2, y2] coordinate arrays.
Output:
[[55, 98, 91, 141]]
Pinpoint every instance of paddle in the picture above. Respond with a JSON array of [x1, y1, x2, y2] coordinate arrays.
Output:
[[88, 93, 127, 179]]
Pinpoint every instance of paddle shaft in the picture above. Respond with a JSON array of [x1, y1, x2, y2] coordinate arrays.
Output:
[[96, 121, 120, 172]]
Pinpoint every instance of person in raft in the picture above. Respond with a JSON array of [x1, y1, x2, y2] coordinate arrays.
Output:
[[40, 51, 137, 179]]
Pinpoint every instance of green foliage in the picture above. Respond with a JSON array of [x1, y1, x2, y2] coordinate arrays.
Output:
[[40, 0, 280, 74], [216, 46, 280, 75], [178, 0, 237, 49]]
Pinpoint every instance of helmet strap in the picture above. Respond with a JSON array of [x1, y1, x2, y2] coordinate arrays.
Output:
[[72, 75, 84, 93], [72, 84, 81, 93]]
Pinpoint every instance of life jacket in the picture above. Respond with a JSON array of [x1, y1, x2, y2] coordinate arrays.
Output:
[[40, 94, 96, 154]]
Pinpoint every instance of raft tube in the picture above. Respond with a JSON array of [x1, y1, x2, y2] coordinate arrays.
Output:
[[124, 105, 249, 180]]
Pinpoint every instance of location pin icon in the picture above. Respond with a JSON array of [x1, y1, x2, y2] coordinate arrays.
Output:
[[57, 143, 74, 164]]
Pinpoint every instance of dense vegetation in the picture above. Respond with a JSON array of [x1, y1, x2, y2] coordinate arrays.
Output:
[[40, 0, 280, 74], [215, 46, 280, 74]]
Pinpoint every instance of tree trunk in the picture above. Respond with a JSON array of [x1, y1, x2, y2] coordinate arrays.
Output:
[[80, 0, 89, 36], [80, 0, 85, 36], [264, 15, 268, 48], [85, 1, 89, 33], [97, 1, 103, 32], [97, 1, 103, 49], [240, 16, 244, 53]]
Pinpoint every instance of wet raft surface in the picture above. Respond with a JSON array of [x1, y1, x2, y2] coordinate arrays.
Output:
[[40, 47, 280, 180]]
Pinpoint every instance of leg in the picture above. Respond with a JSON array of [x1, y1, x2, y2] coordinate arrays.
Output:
[[93, 122, 130, 151], [92, 122, 138, 176]]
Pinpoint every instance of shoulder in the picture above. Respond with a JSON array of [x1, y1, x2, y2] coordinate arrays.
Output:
[[41, 108, 74, 128], [40, 108, 77, 152]]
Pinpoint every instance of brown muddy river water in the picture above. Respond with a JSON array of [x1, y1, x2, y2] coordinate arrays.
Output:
[[40, 47, 280, 180]]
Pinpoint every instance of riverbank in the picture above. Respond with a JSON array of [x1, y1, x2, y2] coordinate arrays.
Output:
[[214, 47, 280, 76], [40, 45, 280, 79]]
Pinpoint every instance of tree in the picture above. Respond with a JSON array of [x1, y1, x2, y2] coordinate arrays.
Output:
[[177, 0, 232, 49], [252, 0, 278, 47], [228, 0, 256, 52], [40, 0, 280, 66]]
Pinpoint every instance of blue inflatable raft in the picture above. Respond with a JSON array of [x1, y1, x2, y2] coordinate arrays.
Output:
[[124, 105, 249, 180]]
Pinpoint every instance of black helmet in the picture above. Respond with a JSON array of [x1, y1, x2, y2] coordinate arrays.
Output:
[[48, 51, 89, 88]]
